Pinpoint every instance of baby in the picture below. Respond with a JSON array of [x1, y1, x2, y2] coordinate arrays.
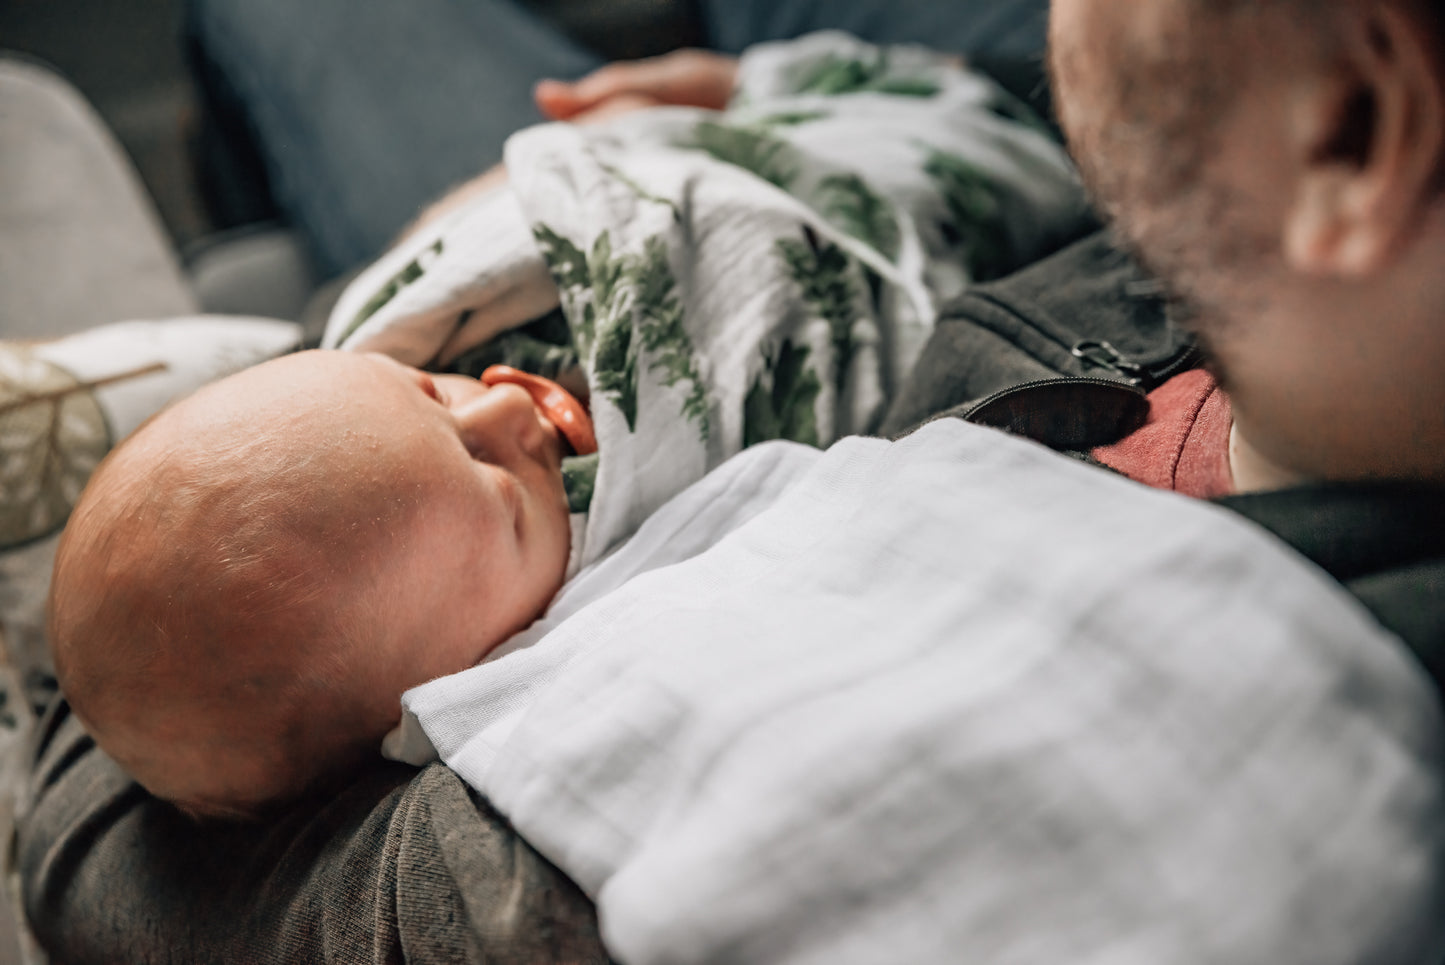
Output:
[[49, 350, 592, 820]]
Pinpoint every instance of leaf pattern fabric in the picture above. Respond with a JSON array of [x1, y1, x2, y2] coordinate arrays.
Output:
[[792, 50, 942, 98], [743, 340, 821, 448], [0, 348, 111, 548], [681, 121, 801, 190], [816, 173, 901, 262], [324, 30, 1090, 565], [336, 239, 444, 345], [923, 148, 1012, 281], [775, 228, 867, 399]]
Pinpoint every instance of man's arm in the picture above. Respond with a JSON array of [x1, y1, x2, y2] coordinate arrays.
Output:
[[19, 699, 607, 964], [534, 49, 738, 120], [403, 57, 731, 239]]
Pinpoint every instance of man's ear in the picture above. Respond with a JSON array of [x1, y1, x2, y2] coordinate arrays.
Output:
[[1284, 2, 1445, 277]]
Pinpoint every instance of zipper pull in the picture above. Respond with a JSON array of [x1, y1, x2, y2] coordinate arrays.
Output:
[[1071, 340, 1145, 386]]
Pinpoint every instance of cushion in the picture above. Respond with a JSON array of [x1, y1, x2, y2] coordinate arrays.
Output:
[[0, 317, 301, 800]]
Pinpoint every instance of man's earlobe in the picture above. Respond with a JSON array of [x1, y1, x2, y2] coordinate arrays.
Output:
[[1284, 165, 1354, 274], [1284, 3, 1445, 278]]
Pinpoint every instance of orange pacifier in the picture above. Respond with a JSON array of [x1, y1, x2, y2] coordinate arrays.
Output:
[[480, 365, 598, 456]]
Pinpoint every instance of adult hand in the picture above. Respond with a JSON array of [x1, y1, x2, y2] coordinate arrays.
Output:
[[535, 49, 740, 121], [569, 92, 665, 124]]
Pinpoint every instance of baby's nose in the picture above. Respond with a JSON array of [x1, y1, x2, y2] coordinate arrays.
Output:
[[453, 381, 553, 462], [481, 365, 596, 455]]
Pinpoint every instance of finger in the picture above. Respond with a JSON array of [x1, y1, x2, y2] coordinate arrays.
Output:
[[571, 93, 665, 125], [562, 60, 672, 111], [536, 64, 655, 119], [537, 51, 738, 120], [535, 78, 585, 120]]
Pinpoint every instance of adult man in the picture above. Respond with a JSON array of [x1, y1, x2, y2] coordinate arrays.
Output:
[[16, 2, 1445, 963], [1050, 0, 1445, 489]]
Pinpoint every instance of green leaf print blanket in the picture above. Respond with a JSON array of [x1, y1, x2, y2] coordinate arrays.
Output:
[[323, 31, 1089, 567]]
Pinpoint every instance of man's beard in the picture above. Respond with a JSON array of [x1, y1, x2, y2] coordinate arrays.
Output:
[[1051, 10, 1280, 392], [1072, 120, 1278, 393], [1119, 185, 1276, 390]]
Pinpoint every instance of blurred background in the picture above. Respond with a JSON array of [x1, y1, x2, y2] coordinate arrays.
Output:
[[0, 0, 700, 254], [0, 0, 703, 327], [1, 0, 212, 246]]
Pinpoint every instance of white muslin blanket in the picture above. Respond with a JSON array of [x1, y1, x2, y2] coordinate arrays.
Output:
[[325, 31, 1089, 568], [406, 419, 1445, 964]]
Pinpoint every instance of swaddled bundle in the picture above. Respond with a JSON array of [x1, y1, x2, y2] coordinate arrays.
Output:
[[323, 31, 1089, 567]]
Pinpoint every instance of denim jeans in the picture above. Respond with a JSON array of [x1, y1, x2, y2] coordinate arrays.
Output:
[[188, 0, 1048, 273]]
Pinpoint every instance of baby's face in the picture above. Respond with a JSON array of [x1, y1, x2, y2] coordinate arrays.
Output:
[[344, 353, 573, 694], [54, 350, 575, 813]]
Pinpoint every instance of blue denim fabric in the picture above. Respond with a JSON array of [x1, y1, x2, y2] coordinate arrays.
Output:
[[190, 0, 602, 272], [700, 0, 1048, 57], [189, 0, 1048, 274]]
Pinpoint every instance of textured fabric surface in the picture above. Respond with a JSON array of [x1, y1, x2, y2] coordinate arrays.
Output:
[[22, 467, 1445, 963], [417, 418, 1445, 965], [880, 231, 1190, 437], [0, 56, 197, 339], [1221, 484, 1445, 686], [20, 702, 607, 964], [1093, 368, 1233, 498], [700, 0, 1047, 57]]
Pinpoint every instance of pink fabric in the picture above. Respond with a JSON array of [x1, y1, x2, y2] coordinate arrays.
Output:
[[1092, 369, 1234, 498]]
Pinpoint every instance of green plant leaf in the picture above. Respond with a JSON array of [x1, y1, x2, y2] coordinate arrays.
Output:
[[681, 120, 801, 190], [537, 225, 708, 439], [337, 239, 444, 344], [817, 173, 901, 261], [561, 452, 599, 514], [744, 339, 821, 447], [777, 228, 861, 396], [922, 148, 1012, 281], [795, 52, 940, 98], [0, 348, 162, 547], [630, 237, 709, 440], [756, 109, 831, 128]]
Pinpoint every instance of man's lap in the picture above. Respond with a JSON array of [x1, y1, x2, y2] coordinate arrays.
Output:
[[186, 0, 1050, 273], [188, 0, 603, 273], [20, 702, 606, 964], [699, 0, 1048, 56]]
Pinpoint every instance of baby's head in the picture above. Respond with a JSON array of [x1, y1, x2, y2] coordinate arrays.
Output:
[[50, 350, 572, 818]]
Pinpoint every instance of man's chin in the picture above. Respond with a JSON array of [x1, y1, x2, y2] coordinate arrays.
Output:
[[1092, 223, 1230, 388]]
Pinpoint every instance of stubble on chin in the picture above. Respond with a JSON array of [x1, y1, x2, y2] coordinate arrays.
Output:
[[1052, 18, 1278, 390], [1113, 176, 1277, 393]]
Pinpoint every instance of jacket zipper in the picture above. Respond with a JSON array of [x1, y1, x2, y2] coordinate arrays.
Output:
[[1069, 340, 1145, 385], [968, 292, 1199, 390], [958, 374, 1147, 423]]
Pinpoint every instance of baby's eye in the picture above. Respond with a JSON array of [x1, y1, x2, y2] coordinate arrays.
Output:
[[416, 371, 449, 406]]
